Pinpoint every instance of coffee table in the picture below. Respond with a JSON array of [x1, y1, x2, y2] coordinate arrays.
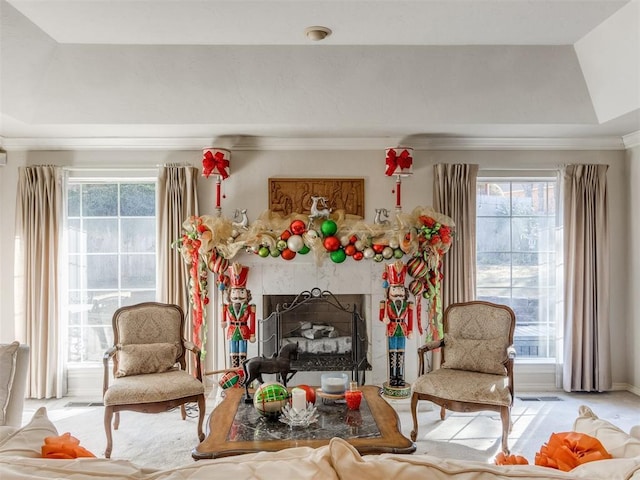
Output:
[[192, 385, 416, 459]]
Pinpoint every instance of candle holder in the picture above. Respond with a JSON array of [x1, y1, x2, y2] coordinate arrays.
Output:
[[279, 403, 319, 427]]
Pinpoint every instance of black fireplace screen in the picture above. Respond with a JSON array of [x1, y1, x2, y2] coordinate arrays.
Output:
[[260, 288, 371, 383]]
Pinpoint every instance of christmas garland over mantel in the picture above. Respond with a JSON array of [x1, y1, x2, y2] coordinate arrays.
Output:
[[175, 206, 455, 354]]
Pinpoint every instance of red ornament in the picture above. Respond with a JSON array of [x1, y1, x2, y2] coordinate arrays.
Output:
[[323, 236, 341, 252], [280, 230, 292, 241], [372, 244, 385, 254], [353, 251, 364, 261], [344, 244, 357, 256], [349, 235, 358, 244], [281, 248, 296, 261], [290, 220, 306, 235]]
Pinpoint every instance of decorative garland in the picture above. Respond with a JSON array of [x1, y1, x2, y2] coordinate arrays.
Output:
[[175, 206, 455, 351]]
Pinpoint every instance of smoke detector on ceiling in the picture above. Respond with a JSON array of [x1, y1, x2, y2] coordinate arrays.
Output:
[[304, 26, 332, 41]]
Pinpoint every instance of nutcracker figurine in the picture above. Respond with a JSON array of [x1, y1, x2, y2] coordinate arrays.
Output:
[[379, 260, 417, 391], [222, 263, 256, 368]]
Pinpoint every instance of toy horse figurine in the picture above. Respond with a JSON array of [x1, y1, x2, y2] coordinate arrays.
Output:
[[232, 208, 249, 230], [241, 343, 299, 403], [374, 208, 390, 225], [308, 196, 331, 227]]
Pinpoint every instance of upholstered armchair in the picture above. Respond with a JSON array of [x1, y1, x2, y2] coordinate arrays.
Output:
[[410, 301, 516, 454], [102, 302, 206, 458]]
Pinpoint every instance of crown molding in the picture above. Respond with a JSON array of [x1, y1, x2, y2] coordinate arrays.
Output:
[[0, 135, 628, 151], [623, 130, 640, 149]]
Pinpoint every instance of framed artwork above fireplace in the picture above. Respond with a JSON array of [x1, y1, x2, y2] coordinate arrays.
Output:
[[268, 178, 365, 217]]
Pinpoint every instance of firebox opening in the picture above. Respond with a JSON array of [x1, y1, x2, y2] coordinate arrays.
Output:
[[261, 289, 371, 382]]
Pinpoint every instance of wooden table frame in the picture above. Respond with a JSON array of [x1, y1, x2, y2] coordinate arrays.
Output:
[[192, 385, 415, 459]]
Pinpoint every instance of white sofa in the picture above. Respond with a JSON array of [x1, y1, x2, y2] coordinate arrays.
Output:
[[0, 404, 638, 479]]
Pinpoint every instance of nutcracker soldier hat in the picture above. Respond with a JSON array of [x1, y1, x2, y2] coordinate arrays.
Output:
[[228, 263, 249, 288], [385, 260, 407, 286]]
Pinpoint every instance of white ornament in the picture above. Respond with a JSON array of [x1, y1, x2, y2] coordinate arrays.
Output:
[[363, 247, 375, 259], [287, 235, 304, 252], [382, 246, 394, 259], [354, 240, 364, 251]]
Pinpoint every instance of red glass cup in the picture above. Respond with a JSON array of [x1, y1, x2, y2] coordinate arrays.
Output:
[[345, 390, 363, 410]]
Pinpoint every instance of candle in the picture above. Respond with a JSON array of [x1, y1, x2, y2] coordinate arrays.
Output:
[[291, 388, 307, 412]]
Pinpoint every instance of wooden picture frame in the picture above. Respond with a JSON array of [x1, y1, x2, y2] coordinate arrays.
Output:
[[269, 178, 365, 217]]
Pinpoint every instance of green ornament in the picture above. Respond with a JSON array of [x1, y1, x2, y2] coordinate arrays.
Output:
[[258, 246, 269, 258], [270, 248, 281, 257], [330, 249, 346, 263], [320, 220, 338, 237], [299, 244, 310, 255], [393, 248, 404, 259]]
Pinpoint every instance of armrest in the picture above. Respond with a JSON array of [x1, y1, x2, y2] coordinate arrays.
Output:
[[102, 347, 116, 395], [417, 339, 445, 356], [417, 339, 445, 375], [183, 340, 203, 381]]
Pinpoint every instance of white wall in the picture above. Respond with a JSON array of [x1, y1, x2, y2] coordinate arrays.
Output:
[[0, 147, 633, 395]]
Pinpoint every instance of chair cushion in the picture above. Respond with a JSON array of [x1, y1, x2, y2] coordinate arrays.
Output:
[[442, 333, 507, 375], [0, 342, 19, 426], [115, 342, 179, 377], [104, 369, 204, 406], [412, 368, 511, 407]]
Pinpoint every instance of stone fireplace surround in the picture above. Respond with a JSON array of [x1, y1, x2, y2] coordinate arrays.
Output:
[[210, 252, 422, 387]]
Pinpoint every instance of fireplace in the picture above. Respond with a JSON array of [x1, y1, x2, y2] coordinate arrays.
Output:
[[260, 288, 371, 383]]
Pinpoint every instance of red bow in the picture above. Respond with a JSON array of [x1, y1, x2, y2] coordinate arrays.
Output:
[[202, 150, 229, 179], [385, 149, 413, 176]]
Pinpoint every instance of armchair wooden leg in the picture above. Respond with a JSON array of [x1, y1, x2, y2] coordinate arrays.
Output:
[[104, 406, 114, 459], [410, 393, 419, 442], [500, 406, 510, 454], [440, 405, 446, 421], [197, 394, 206, 442], [180, 404, 187, 420], [113, 411, 120, 430]]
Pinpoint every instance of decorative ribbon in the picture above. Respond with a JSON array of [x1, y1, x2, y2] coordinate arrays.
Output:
[[385, 149, 413, 176], [203, 150, 230, 179]]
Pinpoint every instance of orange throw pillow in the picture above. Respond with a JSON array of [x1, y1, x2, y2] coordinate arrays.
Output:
[[495, 452, 529, 465], [41, 432, 96, 459], [535, 432, 612, 472]]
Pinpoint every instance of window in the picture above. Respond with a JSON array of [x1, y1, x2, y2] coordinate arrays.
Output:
[[476, 177, 561, 360], [65, 179, 157, 364]]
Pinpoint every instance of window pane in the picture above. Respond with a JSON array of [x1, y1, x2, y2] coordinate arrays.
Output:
[[86, 255, 118, 289], [66, 180, 157, 365], [67, 219, 82, 254], [121, 254, 155, 288], [477, 178, 559, 360], [67, 184, 80, 217], [477, 218, 510, 252], [121, 218, 156, 253], [476, 253, 511, 287], [477, 182, 511, 216], [121, 183, 155, 217], [85, 219, 118, 253], [82, 184, 117, 217]]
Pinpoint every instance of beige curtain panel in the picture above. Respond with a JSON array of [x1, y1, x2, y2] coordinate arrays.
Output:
[[15, 166, 63, 399], [563, 164, 611, 392], [157, 165, 199, 371], [432, 163, 478, 369], [433, 163, 479, 308]]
